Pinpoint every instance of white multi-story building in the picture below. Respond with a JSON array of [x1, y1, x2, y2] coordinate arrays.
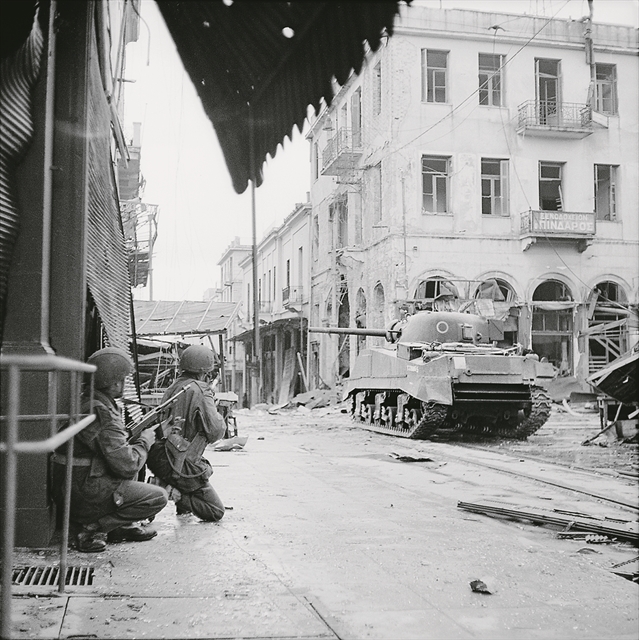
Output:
[[307, 6, 638, 390]]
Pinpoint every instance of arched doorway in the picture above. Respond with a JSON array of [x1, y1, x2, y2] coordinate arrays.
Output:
[[587, 281, 629, 374], [414, 277, 459, 311], [372, 282, 385, 347], [355, 288, 367, 354], [532, 280, 574, 374], [337, 280, 350, 378], [474, 278, 518, 345]]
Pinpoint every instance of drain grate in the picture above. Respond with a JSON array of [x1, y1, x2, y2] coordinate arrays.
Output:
[[12, 565, 95, 587]]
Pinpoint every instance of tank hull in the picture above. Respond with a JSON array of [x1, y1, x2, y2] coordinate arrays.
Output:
[[343, 347, 554, 440]]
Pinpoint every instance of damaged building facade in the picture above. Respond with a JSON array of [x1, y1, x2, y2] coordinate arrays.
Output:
[[224, 201, 311, 405], [307, 6, 638, 390]]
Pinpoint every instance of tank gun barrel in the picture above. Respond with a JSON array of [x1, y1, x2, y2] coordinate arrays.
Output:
[[308, 326, 388, 337]]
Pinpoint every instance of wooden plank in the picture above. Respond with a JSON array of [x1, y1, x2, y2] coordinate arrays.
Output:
[[457, 500, 638, 544]]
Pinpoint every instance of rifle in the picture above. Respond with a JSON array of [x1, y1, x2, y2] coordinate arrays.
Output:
[[127, 383, 192, 442]]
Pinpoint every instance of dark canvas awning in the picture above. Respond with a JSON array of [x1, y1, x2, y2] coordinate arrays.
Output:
[[156, 1, 407, 194], [134, 300, 240, 336]]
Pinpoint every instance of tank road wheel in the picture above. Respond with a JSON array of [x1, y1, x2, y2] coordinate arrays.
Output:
[[383, 407, 396, 430], [409, 402, 449, 440], [509, 387, 552, 440], [365, 404, 375, 425]]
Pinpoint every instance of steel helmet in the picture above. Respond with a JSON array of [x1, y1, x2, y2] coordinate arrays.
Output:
[[179, 345, 216, 374], [88, 347, 134, 389]]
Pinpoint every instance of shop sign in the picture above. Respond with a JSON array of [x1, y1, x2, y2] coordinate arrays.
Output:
[[532, 211, 595, 235]]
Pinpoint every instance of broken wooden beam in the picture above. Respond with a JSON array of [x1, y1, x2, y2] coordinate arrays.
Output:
[[457, 500, 639, 545]]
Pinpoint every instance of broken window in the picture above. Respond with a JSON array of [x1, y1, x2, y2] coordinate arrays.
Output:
[[539, 162, 563, 211], [478, 53, 503, 106], [481, 159, 509, 216], [594, 164, 617, 221], [422, 49, 448, 103], [595, 64, 617, 115], [422, 156, 449, 214]]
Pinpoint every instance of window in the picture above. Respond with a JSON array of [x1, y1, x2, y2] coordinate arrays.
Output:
[[369, 163, 382, 224], [298, 247, 303, 286], [594, 165, 617, 220], [595, 64, 617, 115], [478, 54, 503, 106], [422, 49, 448, 103], [481, 159, 509, 216], [535, 59, 561, 124], [351, 88, 362, 147], [312, 142, 319, 181], [330, 197, 348, 248], [539, 162, 563, 211], [422, 156, 449, 213], [373, 61, 382, 115], [286, 259, 290, 288], [312, 216, 319, 262]]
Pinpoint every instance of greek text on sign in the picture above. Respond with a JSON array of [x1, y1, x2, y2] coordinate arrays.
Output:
[[533, 211, 595, 234]]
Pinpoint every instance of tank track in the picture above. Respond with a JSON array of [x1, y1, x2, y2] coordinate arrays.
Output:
[[410, 403, 450, 439], [350, 390, 449, 440], [490, 386, 552, 440]]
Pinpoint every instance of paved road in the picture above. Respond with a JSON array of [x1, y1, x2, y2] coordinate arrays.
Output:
[[10, 407, 639, 639]]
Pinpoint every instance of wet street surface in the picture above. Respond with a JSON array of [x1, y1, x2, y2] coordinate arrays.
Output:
[[9, 405, 639, 639]]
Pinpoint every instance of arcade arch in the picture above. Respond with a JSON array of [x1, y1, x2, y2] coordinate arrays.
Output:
[[531, 279, 574, 374], [587, 281, 629, 373]]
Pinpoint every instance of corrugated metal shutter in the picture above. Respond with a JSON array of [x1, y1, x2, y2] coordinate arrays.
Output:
[[86, 32, 131, 350]]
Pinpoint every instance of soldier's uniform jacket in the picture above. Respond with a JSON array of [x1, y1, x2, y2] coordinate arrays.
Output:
[[161, 376, 226, 447], [53, 389, 152, 523]]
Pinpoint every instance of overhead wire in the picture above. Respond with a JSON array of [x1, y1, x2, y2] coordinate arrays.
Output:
[[489, 18, 633, 314]]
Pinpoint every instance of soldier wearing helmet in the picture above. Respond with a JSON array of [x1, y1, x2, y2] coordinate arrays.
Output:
[[146, 344, 227, 521], [52, 347, 168, 552]]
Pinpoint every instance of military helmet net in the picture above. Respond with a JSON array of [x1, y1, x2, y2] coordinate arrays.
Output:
[[87, 347, 134, 389], [179, 345, 216, 374]]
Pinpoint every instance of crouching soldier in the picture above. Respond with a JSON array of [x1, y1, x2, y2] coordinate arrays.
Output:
[[52, 347, 168, 552], [147, 345, 226, 521]]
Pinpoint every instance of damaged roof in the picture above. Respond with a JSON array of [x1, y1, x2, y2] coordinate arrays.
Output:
[[155, 0, 407, 194], [134, 300, 239, 336]]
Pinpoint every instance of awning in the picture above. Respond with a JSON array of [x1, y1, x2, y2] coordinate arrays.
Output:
[[133, 300, 240, 336], [156, 1, 407, 194]]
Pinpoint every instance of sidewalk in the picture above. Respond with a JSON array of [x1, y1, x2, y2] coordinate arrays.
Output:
[[9, 408, 639, 639]]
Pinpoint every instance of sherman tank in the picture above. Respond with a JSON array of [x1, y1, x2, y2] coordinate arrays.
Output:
[[310, 310, 555, 440]]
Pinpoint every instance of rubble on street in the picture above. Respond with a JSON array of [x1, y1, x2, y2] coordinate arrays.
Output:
[[9, 405, 638, 639]]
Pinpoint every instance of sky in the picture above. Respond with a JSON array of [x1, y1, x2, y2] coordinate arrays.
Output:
[[123, 0, 638, 302]]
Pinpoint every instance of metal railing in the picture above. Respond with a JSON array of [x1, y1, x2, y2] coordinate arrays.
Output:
[[1, 354, 96, 639], [282, 285, 304, 304], [517, 100, 592, 129], [321, 128, 362, 170]]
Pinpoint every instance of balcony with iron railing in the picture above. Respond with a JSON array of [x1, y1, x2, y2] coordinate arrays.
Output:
[[282, 285, 304, 306], [321, 128, 362, 176], [517, 101, 593, 138], [520, 209, 596, 252]]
